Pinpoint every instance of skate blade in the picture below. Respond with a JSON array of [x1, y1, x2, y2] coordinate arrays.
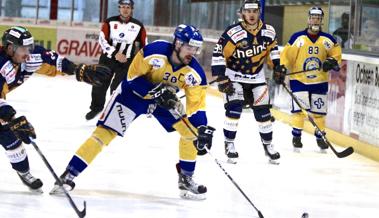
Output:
[[317, 149, 327, 154], [293, 147, 301, 153], [29, 188, 43, 194], [179, 190, 206, 201], [268, 159, 280, 165], [227, 158, 238, 164], [49, 184, 72, 195]]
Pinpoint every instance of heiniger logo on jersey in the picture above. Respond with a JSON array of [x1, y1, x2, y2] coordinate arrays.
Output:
[[232, 41, 269, 59]]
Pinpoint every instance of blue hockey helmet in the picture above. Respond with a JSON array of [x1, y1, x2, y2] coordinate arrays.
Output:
[[118, 0, 134, 7], [173, 24, 203, 53], [2, 26, 34, 52]]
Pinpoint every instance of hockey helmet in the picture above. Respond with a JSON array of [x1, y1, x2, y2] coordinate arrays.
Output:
[[1, 26, 34, 52], [308, 6, 324, 32], [308, 6, 324, 17], [118, 0, 134, 6], [173, 24, 203, 54], [240, 0, 261, 12]]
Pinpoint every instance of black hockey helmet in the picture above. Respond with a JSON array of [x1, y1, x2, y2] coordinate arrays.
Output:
[[118, 0, 134, 7], [240, 0, 261, 12], [2, 26, 34, 52]]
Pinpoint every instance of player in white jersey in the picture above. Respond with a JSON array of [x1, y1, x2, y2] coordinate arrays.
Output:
[[212, 0, 284, 164], [0, 26, 111, 192], [85, 0, 147, 120], [275, 6, 342, 152]]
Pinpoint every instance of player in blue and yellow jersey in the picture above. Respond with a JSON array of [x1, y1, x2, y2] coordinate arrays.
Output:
[[0, 26, 111, 192], [51, 24, 215, 200], [211, 0, 282, 164], [276, 6, 342, 153]]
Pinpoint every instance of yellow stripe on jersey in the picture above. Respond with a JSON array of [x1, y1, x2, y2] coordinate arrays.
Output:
[[223, 41, 236, 60]]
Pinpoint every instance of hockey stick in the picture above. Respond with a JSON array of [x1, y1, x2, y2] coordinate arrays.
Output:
[[281, 83, 354, 158], [30, 140, 87, 218], [286, 68, 321, 76], [174, 111, 264, 218]]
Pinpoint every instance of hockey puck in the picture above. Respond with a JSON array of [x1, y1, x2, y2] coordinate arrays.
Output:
[[301, 212, 309, 218], [270, 116, 275, 122]]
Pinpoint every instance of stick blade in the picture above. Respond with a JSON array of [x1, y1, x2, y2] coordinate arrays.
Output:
[[336, 147, 354, 158], [79, 201, 87, 218]]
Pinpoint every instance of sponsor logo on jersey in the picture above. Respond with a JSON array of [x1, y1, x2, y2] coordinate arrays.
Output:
[[119, 33, 125, 38], [232, 41, 269, 58], [231, 30, 247, 43], [227, 25, 243, 37], [116, 104, 127, 132], [323, 39, 332, 49], [303, 57, 322, 78], [149, 58, 164, 69], [261, 29, 275, 40], [237, 40, 249, 49], [114, 24, 118, 29], [184, 71, 201, 87]]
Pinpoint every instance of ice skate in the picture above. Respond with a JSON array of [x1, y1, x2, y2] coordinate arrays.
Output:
[[225, 141, 238, 164], [17, 171, 43, 193], [263, 143, 280, 165], [49, 170, 76, 195], [316, 138, 328, 154], [178, 173, 207, 200], [292, 137, 303, 153]]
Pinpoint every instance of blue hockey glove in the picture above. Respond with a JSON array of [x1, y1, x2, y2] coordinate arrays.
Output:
[[273, 65, 287, 84], [149, 83, 180, 110], [322, 57, 340, 72]]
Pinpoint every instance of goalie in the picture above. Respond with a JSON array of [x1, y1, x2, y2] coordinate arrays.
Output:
[[0, 26, 111, 192]]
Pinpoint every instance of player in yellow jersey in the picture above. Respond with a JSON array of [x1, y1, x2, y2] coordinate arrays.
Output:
[[212, 0, 283, 164], [51, 24, 215, 200], [275, 6, 342, 153]]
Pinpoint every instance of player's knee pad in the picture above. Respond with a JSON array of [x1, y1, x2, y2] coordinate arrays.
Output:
[[291, 113, 306, 129], [224, 102, 243, 119], [76, 126, 117, 164], [173, 118, 197, 141], [179, 137, 197, 161], [253, 107, 271, 122]]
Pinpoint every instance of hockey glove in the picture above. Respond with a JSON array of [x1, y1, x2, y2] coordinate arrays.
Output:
[[8, 116, 36, 144], [75, 64, 112, 87], [322, 57, 340, 72], [149, 83, 180, 110], [195, 125, 216, 155], [217, 75, 234, 95], [273, 64, 287, 84]]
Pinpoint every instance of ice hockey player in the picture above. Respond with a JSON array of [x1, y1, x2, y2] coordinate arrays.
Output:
[[50, 24, 215, 200], [275, 6, 341, 153], [211, 0, 282, 164], [0, 26, 111, 192]]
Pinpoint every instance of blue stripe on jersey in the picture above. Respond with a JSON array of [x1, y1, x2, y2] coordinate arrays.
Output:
[[319, 32, 337, 44], [288, 29, 307, 45], [289, 80, 328, 93]]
